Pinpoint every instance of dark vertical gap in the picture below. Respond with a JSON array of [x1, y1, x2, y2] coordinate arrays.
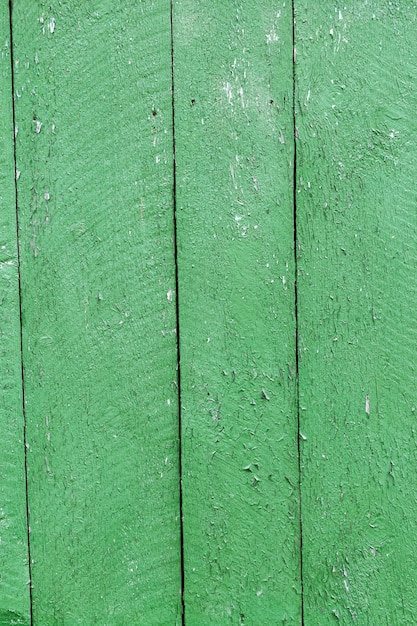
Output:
[[8, 2, 33, 624], [170, 3, 186, 624], [292, 2, 304, 624]]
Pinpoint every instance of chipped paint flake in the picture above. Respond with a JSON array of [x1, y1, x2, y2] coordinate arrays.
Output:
[[266, 30, 279, 44], [223, 81, 233, 105]]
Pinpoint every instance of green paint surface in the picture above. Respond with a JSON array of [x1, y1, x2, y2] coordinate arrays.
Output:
[[0, 4, 30, 622], [12, 2, 181, 624], [174, 2, 301, 623], [4, 1, 417, 623], [296, 2, 417, 623]]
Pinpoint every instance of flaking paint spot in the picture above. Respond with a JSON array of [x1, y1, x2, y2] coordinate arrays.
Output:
[[266, 31, 279, 43]]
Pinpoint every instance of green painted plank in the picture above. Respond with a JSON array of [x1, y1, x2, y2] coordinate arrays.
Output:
[[296, 2, 417, 623], [0, 5, 31, 625], [173, 2, 301, 623], [12, 2, 181, 624]]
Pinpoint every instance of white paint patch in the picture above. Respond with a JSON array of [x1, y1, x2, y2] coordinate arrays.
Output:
[[234, 214, 249, 238], [266, 30, 279, 44], [238, 86, 245, 108], [167, 288, 174, 302], [229, 164, 237, 188], [266, 9, 281, 43], [223, 82, 233, 105], [35, 120, 42, 134], [49, 17, 56, 34], [365, 395, 370, 415]]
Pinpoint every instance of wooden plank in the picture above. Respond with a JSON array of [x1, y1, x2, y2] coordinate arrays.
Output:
[[296, 2, 417, 622], [12, 2, 182, 623], [173, 2, 301, 623], [0, 4, 31, 624]]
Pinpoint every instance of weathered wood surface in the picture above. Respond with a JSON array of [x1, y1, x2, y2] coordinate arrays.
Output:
[[296, 2, 417, 623], [6, 0, 417, 623], [0, 4, 31, 624], [174, 1, 301, 623], [12, 2, 182, 623]]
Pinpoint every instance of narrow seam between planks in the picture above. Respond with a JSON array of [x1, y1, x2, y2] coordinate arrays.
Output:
[[8, 2, 34, 623], [170, 2, 186, 624], [292, 2, 305, 624]]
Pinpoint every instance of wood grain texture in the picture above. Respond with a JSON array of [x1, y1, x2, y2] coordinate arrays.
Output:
[[173, 2, 301, 623], [0, 5, 31, 624], [296, 2, 417, 622], [12, 2, 181, 624]]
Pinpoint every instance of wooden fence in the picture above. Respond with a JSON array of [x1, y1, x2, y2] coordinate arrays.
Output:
[[1, 1, 416, 624]]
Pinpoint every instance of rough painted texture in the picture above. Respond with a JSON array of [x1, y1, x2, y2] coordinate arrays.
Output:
[[7, 1, 417, 623], [0, 5, 31, 625], [296, 2, 417, 623], [12, 2, 181, 624], [174, 2, 301, 623]]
